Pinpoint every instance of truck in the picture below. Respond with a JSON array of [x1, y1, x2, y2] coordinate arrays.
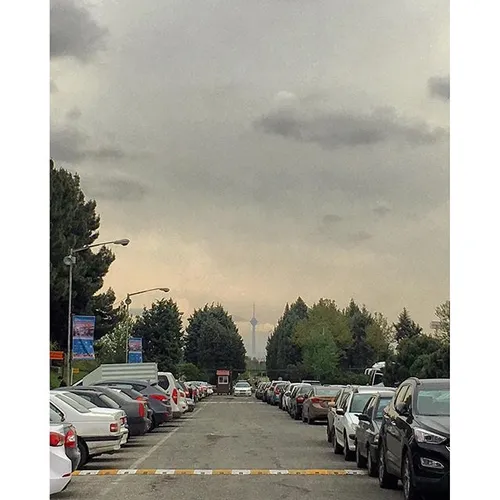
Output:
[[364, 361, 385, 386]]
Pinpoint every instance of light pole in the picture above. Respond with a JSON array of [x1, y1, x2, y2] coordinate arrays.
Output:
[[124, 287, 170, 362], [64, 238, 130, 385]]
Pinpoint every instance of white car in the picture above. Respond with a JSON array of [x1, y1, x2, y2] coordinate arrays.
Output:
[[333, 386, 396, 460], [50, 423, 73, 495], [158, 371, 183, 418], [233, 380, 252, 396], [50, 392, 123, 466], [282, 383, 301, 411], [56, 390, 129, 445], [175, 380, 188, 413]]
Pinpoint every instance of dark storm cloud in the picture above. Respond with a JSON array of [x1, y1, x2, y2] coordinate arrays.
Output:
[[428, 76, 450, 101], [50, 124, 127, 164], [254, 106, 448, 150], [50, 0, 108, 62], [85, 176, 148, 202]]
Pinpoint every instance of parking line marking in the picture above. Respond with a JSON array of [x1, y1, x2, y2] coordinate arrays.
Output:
[[73, 469, 368, 476]]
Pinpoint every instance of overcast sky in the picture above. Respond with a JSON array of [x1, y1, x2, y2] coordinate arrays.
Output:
[[50, 0, 449, 358]]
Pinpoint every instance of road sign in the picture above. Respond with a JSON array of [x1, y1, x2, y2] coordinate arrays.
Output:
[[50, 351, 64, 360], [72, 368, 80, 374]]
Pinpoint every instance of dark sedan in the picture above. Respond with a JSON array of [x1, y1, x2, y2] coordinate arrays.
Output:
[[58, 386, 150, 436], [378, 377, 450, 500], [288, 383, 312, 420], [355, 391, 395, 476], [93, 381, 172, 429]]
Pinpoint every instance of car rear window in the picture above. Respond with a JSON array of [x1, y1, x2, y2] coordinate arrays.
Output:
[[100, 394, 121, 408], [349, 393, 376, 414], [54, 393, 90, 413], [65, 392, 96, 409], [314, 386, 339, 396], [375, 397, 393, 419], [297, 385, 312, 394], [50, 404, 64, 423]]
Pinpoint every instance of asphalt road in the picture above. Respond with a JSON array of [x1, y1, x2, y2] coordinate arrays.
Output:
[[57, 396, 404, 500]]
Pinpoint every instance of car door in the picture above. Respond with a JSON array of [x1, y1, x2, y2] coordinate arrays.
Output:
[[358, 396, 376, 457], [303, 388, 314, 417], [392, 384, 414, 469], [385, 384, 410, 470], [334, 391, 351, 443]]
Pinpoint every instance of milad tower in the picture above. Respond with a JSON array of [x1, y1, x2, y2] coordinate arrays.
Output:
[[250, 303, 258, 358]]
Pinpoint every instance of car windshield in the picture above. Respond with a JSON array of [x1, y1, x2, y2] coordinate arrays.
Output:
[[314, 387, 339, 397], [415, 388, 450, 416], [375, 397, 394, 419], [54, 393, 90, 413], [349, 394, 376, 413], [235, 382, 250, 387]]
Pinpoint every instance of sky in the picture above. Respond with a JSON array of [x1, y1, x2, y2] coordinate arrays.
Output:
[[50, 0, 449, 359]]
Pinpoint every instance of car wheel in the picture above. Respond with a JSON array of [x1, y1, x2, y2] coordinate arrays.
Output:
[[378, 442, 399, 489], [402, 452, 422, 500], [344, 433, 355, 461], [356, 441, 367, 468], [333, 431, 343, 454], [307, 416, 314, 425], [367, 447, 377, 477], [77, 440, 89, 468]]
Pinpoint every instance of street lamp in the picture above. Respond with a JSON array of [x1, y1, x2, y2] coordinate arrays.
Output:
[[124, 287, 170, 362], [64, 238, 130, 385]]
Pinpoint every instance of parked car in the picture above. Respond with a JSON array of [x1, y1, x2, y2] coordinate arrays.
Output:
[[55, 390, 129, 446], [301, 379, 321, 385], [157, 372, 184, 418], [332, 385, 395, 460], [107, 385, 155, 429], [94, 379, 180, 419], [61, 386, 150, 436], [268, 381, 289, 405], [50, 403, 81, 471], [354, 391, 395, 476], [277, 382, 291, 409], [233, 380, 252, 396], [49, 392, 122, 467], [261, 382, 272, 403], [255, 382, 266, 400], [282, 383, 301, 412], [93, 382, 171, 429], [378, 378, 450, 500], [326, 386, 349, 443], [301, 385, 343, 424], [288, 383, 312, 420], [50, 423, 73, 495]]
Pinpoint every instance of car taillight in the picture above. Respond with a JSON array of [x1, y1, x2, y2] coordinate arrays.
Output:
[[138, 402, 145, 418], [136, 395, 146, 401], [150, 393, 168, 402], [120, 416, 127, 426], [296, 396, 304, 403], [64, 429, 77, 449], [275, 388, 280, 394], [311, 397, 320, 404], [110, 422, 119, 433], [50, 431, 65, 447], [172, 388, 178, 404]]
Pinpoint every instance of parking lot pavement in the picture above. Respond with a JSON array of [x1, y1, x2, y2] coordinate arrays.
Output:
[[60, 397, 403, 500]]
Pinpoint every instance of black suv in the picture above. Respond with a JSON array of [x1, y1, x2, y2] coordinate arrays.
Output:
[[378, 377, 449, 500]]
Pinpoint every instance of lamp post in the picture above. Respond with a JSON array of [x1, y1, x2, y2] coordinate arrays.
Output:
[[124, 287, 170, 363], [64, 238, 130, 385]]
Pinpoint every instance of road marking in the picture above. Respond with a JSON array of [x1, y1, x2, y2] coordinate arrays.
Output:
[[74, 469, 368, 476], [94, 406, 205, 497]]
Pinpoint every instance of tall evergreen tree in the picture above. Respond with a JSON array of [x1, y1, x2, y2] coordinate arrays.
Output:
[[133, 298, 184, 373], [393, 308, 422, 342], [50, 160, 123, 348]]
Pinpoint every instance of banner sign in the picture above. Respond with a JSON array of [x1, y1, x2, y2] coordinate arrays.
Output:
[[128, 337, 143, 363], [72, 315, 96, 360]]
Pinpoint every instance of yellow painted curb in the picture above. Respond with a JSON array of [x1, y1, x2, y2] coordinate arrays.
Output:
[[73, 469, 367, 476]]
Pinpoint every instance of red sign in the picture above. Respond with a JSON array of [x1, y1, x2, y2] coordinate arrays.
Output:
[[50, 351, 64, 360], [216, 369, 230, 376]]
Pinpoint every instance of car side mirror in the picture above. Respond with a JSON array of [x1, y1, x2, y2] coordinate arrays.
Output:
[[395, 402, 409, 416], [357, 414, 370, 422], [285, 391, 291, 396], [336, 408, 345, 416]]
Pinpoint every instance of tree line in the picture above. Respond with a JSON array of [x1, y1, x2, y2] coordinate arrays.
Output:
[[265, 297, 450, 385]]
